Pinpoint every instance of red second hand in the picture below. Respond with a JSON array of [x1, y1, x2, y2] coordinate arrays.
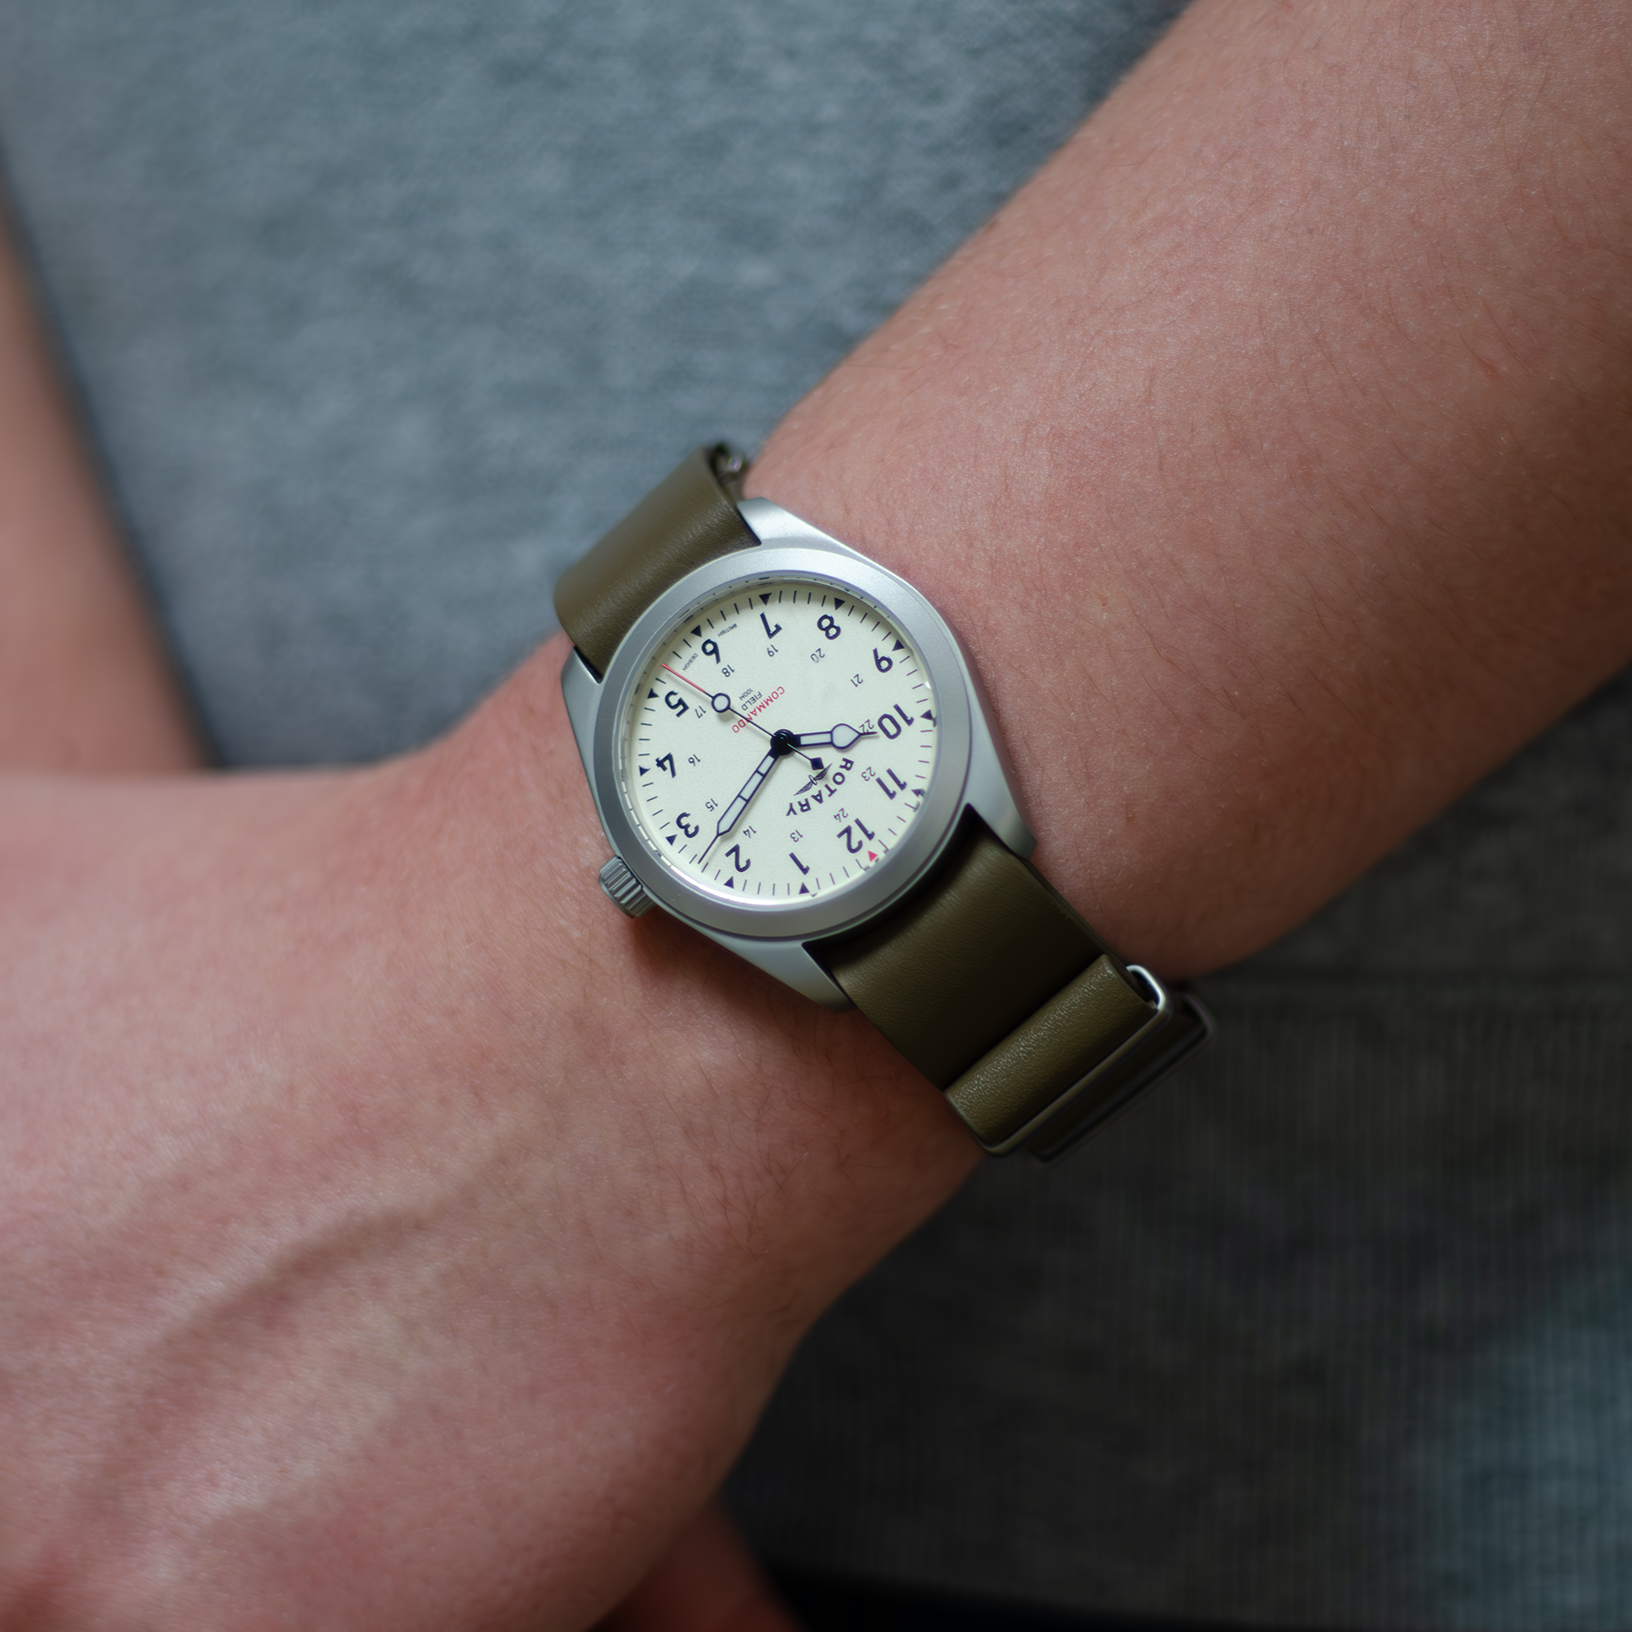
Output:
[[659, 662, 713, 697]]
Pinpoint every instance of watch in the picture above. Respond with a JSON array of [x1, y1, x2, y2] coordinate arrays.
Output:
[[555, 445, 1211, 1161]]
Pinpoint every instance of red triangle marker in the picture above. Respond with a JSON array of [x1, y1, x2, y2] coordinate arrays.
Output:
[[867, 851, 878, 861]]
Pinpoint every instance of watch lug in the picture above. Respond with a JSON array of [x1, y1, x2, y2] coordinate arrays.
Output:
[[561, 646, 602, 774], [950, 626, 1035, 860], [738, 498, 871, 565], [964, 729, 1034, 860], [690, 923, 853, 1011]]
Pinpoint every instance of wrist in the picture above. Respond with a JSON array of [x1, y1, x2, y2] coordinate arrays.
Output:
[[4, 700, 973, 1623], [424, 643, 979, 1298]]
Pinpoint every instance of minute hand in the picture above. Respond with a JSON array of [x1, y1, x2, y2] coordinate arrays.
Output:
[[712, 748, 778, 843]]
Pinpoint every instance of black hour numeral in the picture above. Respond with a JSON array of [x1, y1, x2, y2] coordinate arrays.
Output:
[[817, 614, 842, 641], [724, 843, 751, 873], [656, 753, 676, 777], [701, 638, 722, 663], [676, 812, 700, 838], [760, 611, 783, 640], [790, 851, 810, 875], [664, 690, 688, 717], [837, 818, 877, 854], [875, 768, 908, 801], [877, 702, 916, 740], [872, 646, 893, 672]]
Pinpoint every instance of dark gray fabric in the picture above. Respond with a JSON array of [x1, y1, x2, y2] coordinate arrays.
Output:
[[731, 981, 1632, 1630], [0, 0, 1183, 765], [731, 671, 1632, 1630], [0, 4, 1629, 1629]]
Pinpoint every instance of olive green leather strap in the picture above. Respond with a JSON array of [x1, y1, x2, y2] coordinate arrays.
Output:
[[553, 445, 757, 677], [821, 822, 1181, 1155]]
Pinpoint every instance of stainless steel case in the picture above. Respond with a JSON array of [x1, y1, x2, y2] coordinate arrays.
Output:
[[560, 498, 1036, 1009]]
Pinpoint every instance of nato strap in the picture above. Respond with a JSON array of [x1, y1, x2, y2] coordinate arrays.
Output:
[[820, 820, 1204, 1156], [553, 445, 756, 677], [561, 449, 1206, 1157]]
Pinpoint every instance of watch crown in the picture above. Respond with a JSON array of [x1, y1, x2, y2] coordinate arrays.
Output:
[[598, 855, 654, 918]]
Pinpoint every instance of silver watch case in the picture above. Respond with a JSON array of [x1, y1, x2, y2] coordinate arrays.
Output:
[[560, 498, 1036, 1009]]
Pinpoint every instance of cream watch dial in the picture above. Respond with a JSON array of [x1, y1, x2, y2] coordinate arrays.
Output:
[[618, 576, 939, 901]]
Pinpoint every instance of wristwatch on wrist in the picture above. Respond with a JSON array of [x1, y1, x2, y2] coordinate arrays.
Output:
[[555, 445, 1212, 1161]]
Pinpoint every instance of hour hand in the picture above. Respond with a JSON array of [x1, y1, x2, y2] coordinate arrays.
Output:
[[795, 722, 871, 752]]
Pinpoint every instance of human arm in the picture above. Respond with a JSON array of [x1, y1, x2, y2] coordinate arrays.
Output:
[[0, 212, 198, 773], [0, 193, 789, 1632], [4, 0, 1631, 1626], [751, 0, 1632, 975]]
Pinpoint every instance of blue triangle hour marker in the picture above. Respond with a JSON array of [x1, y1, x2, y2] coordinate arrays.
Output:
[[665, 834, 675, 845], [724, 876, 735, 889], [799, 884, 809, 894]]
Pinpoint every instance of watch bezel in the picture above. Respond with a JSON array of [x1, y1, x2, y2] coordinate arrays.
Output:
[[589, 541, 974, 942]]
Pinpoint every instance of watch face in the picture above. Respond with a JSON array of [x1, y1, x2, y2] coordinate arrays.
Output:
[[618, 574, 939, 902]]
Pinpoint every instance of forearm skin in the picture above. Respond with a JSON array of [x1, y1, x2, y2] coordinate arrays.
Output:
[[4, 0, 1631, 1625], [749, 0, 1632, 975]]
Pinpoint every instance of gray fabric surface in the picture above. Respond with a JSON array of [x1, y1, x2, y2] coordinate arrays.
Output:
[[731, 669, 1632, 1630], [1, 3, 1630, 1628], [0, 0, 1183, 765], [733, 975, 1632, 1629]]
